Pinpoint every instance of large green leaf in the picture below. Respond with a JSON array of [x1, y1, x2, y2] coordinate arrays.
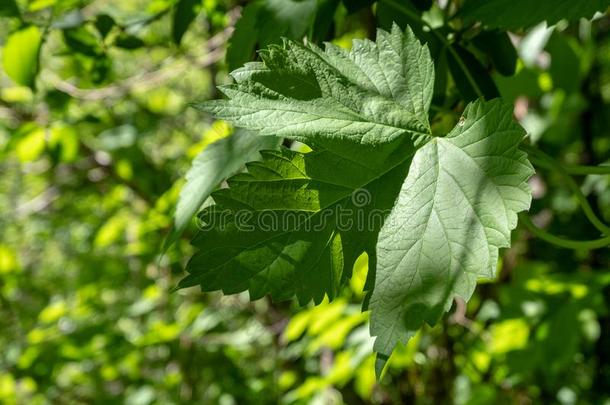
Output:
[[2, 25, 42, 88], [172, 0, 201, 44], [461, 0, 610, 30], [191, 25, 533, 367], [369, 99, 533, 374], [189, 23, 435, 300]]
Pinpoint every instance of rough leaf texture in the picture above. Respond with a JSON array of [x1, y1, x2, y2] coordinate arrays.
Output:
[[198, 24, 433, 152], [189, 25, 533, 369]]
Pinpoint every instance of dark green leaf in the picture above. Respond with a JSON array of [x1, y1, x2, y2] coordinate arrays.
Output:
[[461, 0, 610, 30], [0, 0, 20, 18], [172, 0, 202, 45], [447, 44, 500, 101], [63, 26, 103, 56], [341, 0, 374, 13], [180, 146, 409, 304], [547, 33, 582, 93], [95, 14, 116, 39], [473, 30, 518, 76], [311, 0, 340, 42], [226, 2, 261, 71], [226, 0, 318, 71], [114, 34, 146, 49], [376, 0, 424, 33], [410, 0, 433, 10]]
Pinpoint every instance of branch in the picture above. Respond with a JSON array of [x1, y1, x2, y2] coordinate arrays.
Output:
[[520, 213, 610, 250], [522, 143, 610, 235]]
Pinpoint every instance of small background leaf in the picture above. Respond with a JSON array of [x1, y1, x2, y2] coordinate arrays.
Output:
[[447, 45, 500, 101], [0, 0, 20, 18], [225, 0, 318, 71], [172, 0, 202, 45], [472, 30, 518, 76], [2, 25, 42, 88]]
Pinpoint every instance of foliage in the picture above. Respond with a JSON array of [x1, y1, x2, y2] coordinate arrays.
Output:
[[2, 0, 610, 403]]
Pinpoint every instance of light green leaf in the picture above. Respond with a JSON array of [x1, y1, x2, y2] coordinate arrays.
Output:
[[2, 25, 42, 88], [461, 0, 610, 30], [369, 99, 533, 374], [171, 129, 280, 242]]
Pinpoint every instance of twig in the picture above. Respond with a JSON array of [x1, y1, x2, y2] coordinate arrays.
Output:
[[14, 187, 60, 218]]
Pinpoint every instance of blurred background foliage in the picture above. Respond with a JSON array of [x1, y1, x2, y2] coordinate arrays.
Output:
[[1, 0, 610, 403]]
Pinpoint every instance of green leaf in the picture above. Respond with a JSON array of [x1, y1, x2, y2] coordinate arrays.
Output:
[[461, 0, 610, 30], [0, 0, 21, 18], [180, 145, 410, 304], [191, 25, 533, 367], [114, 34, 146, 49], [341, 0, 374, 13], [472, 30, 518, 77], [2, 25, 42, 88], [447, 44, 499, 101], [172, 0, 202, 45], [376, 0, 425, 34], [170, 129, 280, 243], [199, 24, 434, 152], [369, 99, 533, 374], [187, 23, 435, 300], [94, 14, 116, 39], [311, 0, 340, 42], [225, 0, 318, 71], [225, 2, 261, 71], [63, 26, 103, 56]]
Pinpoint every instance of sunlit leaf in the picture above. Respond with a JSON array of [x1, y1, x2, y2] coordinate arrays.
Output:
[[2, 25, 42, 88]]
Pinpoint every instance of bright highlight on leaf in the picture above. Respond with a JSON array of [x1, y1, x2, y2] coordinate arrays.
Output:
[[369, 99, 533, 373], [189, 24, 533, 372]]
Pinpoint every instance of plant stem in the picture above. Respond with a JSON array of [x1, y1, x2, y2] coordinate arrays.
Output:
[[520, 214, 610, 250], [522, 144, 610, 175], [383, 0, 484, 99], [522, 144, 610, 235]]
